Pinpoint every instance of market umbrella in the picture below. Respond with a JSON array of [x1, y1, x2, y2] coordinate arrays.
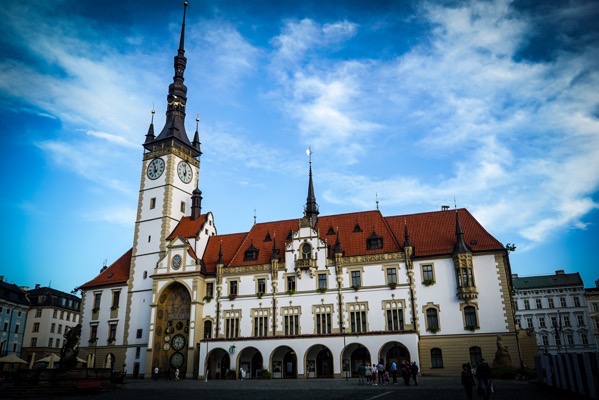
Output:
[[76, 356, 87, 364], [28, 352, 35, 369], [37, 354, 61, 363], [0, 353, 27, 364]]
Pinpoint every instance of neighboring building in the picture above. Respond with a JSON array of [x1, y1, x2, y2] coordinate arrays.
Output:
[[513, 270, 597, 354], [0, 276, 29, 357], [78, 4, 519, 379], [585, 279, 599, 349], [20, 286, 81, 364]]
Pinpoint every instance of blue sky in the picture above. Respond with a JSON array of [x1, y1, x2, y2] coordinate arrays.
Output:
[[1, 0, 598, 294]]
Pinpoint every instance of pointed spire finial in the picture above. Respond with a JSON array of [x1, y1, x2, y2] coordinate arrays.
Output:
[[376, 193, 379, 211], [403, 218, 412, 248], [304, 146, 319, 224], [145, 108, 156, 144], [253, 208, 257, 225], [192, 113, 202, 155]]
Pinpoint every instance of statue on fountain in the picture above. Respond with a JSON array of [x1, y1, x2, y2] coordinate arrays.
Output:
[[60, 324, 82, 369]]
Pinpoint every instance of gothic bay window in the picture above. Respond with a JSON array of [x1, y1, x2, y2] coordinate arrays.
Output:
[[301, 243, 312, 259], [314, 305, 332, 334], [282, 307, 300, 335], [349, 302, 368, 333], [206, 282, 214, 298], [422, 264, 435, 285], [225, 310, 240, 339], [252, 309, 269, 337]]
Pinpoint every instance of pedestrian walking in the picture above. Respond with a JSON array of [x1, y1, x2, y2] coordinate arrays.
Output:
[[371, 364, 378, 385], [401, 361, 411, 385], [391, 361, 398, 384], [239, 367, 245, 380], [153, 366, 159, 381], [477, 359, 492, 400], [377, 361, 385, 385], [357, 362, 366, 385], [365, 364, 372, 384], [411, 361, 419, 385], [461, 363, 475, 400], [175, 368, 180, 381]]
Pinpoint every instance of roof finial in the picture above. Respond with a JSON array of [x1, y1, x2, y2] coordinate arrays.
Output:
[[253, 208, 257, 225], [376, 193, 379, 211], [192, 113, 202, 155], [304, 146, 319, 224], [144, 108, 156, 144]]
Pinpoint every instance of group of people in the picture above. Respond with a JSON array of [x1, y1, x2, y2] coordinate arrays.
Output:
[[461, 359, 492, 400], [152, 366, 180, 381], [357, 360, 419, 386]]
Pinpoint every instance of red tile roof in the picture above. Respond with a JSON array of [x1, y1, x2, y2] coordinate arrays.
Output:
[[167, 215, 209, 240], [202, 208, 503, 269], [386, 208, 503, 257], [79, 248, 132, 289]]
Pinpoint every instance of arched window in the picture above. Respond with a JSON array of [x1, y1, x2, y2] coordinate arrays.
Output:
[[203, 320, 212, 338], [426, 308, 439, 330], [430, 348, 443, 368], [469, 346, 482, 367], [464, 306, 478, 328]]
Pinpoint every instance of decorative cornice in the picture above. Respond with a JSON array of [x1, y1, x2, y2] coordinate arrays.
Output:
[[341, 252, 403, 264]]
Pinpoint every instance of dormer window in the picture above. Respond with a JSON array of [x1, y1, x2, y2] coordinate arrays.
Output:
[[326, 225, 336, 235], [264, 232, 272, 242], [353, 223, 363, 233], [244, 243, 259, 261], [366, 231, 383, 250]]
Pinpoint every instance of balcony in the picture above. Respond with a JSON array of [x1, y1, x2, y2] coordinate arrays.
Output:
[[295, 258, 317, 271]]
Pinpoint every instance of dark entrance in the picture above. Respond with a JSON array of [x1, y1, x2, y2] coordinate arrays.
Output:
[[350, 346, 371, 377], [316, 348, 333, 378], [282, 350, 297, 378]]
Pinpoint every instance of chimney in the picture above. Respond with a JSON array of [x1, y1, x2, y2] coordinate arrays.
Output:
[[35, 284, 41, 289], [512, 274, 518, 279], [441, 205, 450, 211], [555, 270, 565, 275]]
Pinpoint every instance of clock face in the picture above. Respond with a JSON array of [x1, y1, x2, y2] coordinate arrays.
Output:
[[147, 158, 165, 180], [177, 161, 193, 183], [164, 335, 171, 342], [171, 334, 186, 351], [163, 343, 171, 351], [170, 352, 185, 369], [172, 255, 182, 270]]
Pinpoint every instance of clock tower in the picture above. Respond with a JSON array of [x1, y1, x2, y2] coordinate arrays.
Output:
[[124, 2, 201, 372]]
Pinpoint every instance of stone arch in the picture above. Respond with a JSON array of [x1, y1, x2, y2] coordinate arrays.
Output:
[[305, 344, 334, 378], [379, 341, 410, 367], [237, 346, 263, 379], [270, 345, 297, 379], [152, 281, 192, 378]]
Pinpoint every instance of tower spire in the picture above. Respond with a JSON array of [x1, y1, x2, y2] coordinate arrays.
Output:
[[303, 147, 319, 225], [452, 209, 471, 254], [147, 2, 199, 154]]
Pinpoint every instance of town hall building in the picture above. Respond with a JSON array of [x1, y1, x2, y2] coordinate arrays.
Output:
[[78, 3, 519, 379]]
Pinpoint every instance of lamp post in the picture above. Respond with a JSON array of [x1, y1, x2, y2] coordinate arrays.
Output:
[[204, 333, 209, 382], [93, 338, 98, 368], [341, 326, 348, 381]]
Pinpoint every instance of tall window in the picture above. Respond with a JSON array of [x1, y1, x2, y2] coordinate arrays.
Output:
[[90, 325, 98, 342], [385, 305, 404, 331], [541, 334, 549, 346], [224, 310, 240, 339], [387, 268, 397, 285], [563, 315, 571, 327], [203, 320, 212, 338], [30, 337, 37, 347], [108, 324, 117, 341], [286, 276, 296, 292], [48, 338, 53, 347], [111, 291, 120, 309], [35, 309, 42, 318], [524, 299, 530, 310], [351, 271, 361, 287], [33, 323, 40, 333], [257, 278, 266, 294], [206, 282, 214, 298], [314, 305, 332, 334], [422, 265, 434, 281], [431, 348, 443, 368], [566, 333, 574, 345], [229, 280, 238, 296], [539, 316, 546, 328], [58, 324, 63, 334], [426, 308, 439, 331], [253, 309, 269, 337], [526, 318, 533, 328], [576, 315, 584, 327], [560, 297, 567, 307], [349, 302, 367, 333], [581, 333, 588, 345], [464, 306, 478, 328], [93, 292, 101, 310], [548, 298, 554, 308], [573, 297, 580, 307], [318, 274, 327, 289], [536, 299, 543, 309], [282, 307, 300, 335]]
